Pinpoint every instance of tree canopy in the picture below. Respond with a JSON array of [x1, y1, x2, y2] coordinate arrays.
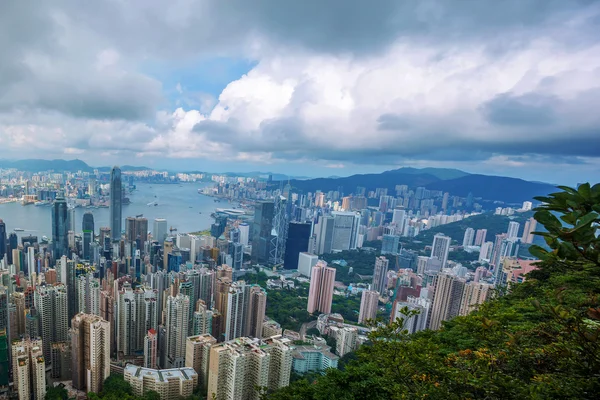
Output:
[[268, 184, 600, 399]]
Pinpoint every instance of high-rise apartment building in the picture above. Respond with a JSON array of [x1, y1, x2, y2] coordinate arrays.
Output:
[[358, 290, 379, 324], [207, 336, 292, 400], [165, 294, 190, 368], [144, 329, 158, 369], [371, 256, 389, 296], [126, 216, 149, 247], [459, 282, 492, 316], [329, 326, 358, 357], [76, 274, 101, 316], [52, 193, 69, 260], [430, 234, 451, 268], [474, 229, 487, 246], [82, 212, 94, 260], [522, 201, 533, 211], [479, 241, 494, 262], [238, 223, 250, 246], [110, 166, 122, 241], [284, 222, 311, 270], [462, 228, 475, 247], [125, 365, 198, 399], [71, 313, 111, 393], [251, 201, 274, 264], [0, 219, 6, 262], [521, 217, 538, 244], [315, 215, 334, 255], [381, 234, 400, 255], [116, 283, 159, 356], [307, 261, 336, 314], [185, 334, 216, 388], [192, 300, 214, 336], [12, 338, 46, 400], [245, 285, 267, 338], [507, 221, 520, 239], [34, 284, 69, 361], [428, 273, 465, 330]]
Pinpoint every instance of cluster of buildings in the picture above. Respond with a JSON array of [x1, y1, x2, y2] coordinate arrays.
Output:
[[0, 164, 541, 399]]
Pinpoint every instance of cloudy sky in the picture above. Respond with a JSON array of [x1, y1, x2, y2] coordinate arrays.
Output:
[[1, 0, 599, 184]]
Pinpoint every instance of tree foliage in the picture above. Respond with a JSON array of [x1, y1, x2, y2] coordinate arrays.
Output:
[[269, 184, 600, 399]]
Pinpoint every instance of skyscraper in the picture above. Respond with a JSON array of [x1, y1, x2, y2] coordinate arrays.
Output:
[[381, 234, 400, 255], [110, 166, 122, 241], [307, 261, 336, 314], [521, 217, 538, 244], [165, 294, 190, 368], [430, 234, 451, 268], [459, 282, 492, 316], [34, 284, 69, 361], [371, 256, 389, 296], [284, 222, 311, 270], [185, 334, 216, 389], [315, 215, 334, 255], [462, 228, 475, 247], [82, 212, 94, 261], [358, 290, 379, 324], [0, 219, 6, 263], [331, 211, 360, 251], [428, 273, 465, 330], [153, 218, 167, 244], [507, 221, 520, 239], [12, 338, 46, 400], [144, 329, 158, 369], [51, 192, 69, 259], [245, 285, 267, 338], [251, 201, 274, 264], [71, 313, 111, 394], [474, 229, 487, 246]]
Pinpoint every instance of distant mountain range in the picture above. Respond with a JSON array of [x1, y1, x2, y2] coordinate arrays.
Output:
[[0, 159, 154, 173], [279, 167, 557, 204]]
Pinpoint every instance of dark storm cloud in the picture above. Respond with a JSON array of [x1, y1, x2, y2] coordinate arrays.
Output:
[[482, 93, 557, 126]]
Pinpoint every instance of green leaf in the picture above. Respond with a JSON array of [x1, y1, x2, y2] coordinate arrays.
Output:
[[577, 183, 591, 199], [567, 212, 599, 233], [529, 245, 549, 260]]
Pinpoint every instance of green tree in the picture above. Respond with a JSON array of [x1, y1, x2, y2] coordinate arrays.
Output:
[[45, 386, 69, 400]]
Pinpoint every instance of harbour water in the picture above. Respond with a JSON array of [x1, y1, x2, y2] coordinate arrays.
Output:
[[0, 182, 219, 239]]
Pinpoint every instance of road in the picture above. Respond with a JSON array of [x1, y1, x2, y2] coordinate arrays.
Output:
[[299, 320, 318, 338]]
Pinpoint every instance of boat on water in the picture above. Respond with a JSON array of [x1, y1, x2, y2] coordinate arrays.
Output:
[[42, 236, 48, 242], [34, 201, 46, 206], [14, 228, 24, 232]]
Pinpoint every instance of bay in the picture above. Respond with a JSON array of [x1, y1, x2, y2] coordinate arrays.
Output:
[[0, 182, 218, 239]]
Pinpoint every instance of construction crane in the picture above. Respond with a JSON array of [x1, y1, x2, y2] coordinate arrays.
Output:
[[169, 226, 178, 233]]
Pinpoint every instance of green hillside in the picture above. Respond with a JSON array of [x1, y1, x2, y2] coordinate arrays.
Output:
[[268, 184, 600, 399]]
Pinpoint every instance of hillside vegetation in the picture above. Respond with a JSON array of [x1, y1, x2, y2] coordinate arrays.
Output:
[[268, 183, 600, 399]]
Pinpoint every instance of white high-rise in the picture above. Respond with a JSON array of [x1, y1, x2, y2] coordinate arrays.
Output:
[[462, 228, 475, 247], [297, 252, 318, 277], [371, 256, 389, 296], [153, 218, 168, 244], [507, 221, 520, 239], [358, 290, 379, 324], [431, 234, 451, 268]]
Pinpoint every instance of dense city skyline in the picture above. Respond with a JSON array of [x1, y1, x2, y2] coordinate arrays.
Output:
[[1, 1, 600, 184]]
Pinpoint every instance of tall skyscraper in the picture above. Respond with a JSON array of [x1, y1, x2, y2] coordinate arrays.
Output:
[[165, 294, 190, 368], [331, 211, 361, 251], [521, 217, 538, 244], [315, 215, 334, 255], [371, 256, 389, 296], [428, 273, 465, 330], [82, 212, 94, 261], [284, 222, 311, 270], [251, 201, 274, 264], [245, 285, 267, 338], [358, 290, 379, 324], [34, 284, 69, 361], [110, 166, 122, 241], [430, 234, 451, 268], [474, 229, 487, 246], [51, 193, 69, 259], [144, 329, 158, 369], [307, 261, 336, 314], [71, 313, 111, 394], [381, 234, 400, 255], [459, 282, 492, 316], [462, 228, 475, 247], [0, 219, 6, 263], [153, 218, 168, 244], [507, 221, 520, 239], [126, 217, 149, 248], [238, 223, 250, 246], [12, 338, 46, 400]]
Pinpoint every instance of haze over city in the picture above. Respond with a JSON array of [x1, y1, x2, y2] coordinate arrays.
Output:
[[2, 1, 600, 184]]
